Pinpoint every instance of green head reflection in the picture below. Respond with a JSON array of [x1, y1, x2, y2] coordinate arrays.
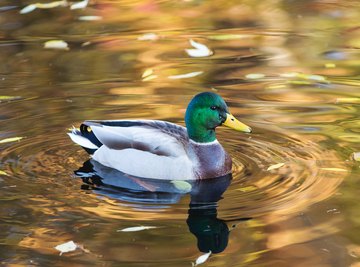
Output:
[[187, 174, 231, 253], [187, 203, 229, 253]]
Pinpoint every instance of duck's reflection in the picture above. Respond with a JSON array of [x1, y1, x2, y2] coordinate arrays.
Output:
[[187, 175, 231, 253], [75, 159, 239, 253]]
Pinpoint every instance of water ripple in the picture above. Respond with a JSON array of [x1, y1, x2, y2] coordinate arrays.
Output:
[[0, 126, 346, 222]]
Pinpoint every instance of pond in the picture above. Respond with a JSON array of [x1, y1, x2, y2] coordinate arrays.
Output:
[[0, 1, 360, 266]]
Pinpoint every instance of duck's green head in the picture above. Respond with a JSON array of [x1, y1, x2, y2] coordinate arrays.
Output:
[[185, 92, 251, 143]]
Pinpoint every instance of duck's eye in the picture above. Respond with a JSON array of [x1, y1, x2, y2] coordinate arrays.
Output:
[[210, 106, 217, 110]]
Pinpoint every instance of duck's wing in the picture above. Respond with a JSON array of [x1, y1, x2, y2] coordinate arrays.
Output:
[[79, 120, 189, 157]]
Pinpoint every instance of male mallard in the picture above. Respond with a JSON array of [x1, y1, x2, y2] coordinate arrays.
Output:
[[68, 92, 251, 180]]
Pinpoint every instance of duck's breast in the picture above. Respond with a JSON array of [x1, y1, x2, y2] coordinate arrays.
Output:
[[189, 140, 232, 179]]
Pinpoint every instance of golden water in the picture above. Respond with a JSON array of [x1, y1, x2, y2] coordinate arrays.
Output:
[[0, 1, 359, 266]]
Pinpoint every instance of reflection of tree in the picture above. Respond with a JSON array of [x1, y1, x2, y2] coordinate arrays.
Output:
[[0, 0, 359, 136]]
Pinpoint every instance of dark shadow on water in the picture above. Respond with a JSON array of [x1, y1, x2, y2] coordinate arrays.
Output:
[[75, 159, 251, 253]]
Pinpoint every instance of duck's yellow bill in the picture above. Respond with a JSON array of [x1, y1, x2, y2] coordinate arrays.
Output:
[[223, 113, 252, 133]]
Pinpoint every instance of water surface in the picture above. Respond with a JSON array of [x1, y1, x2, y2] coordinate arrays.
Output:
[[0, 1, 359, 266]]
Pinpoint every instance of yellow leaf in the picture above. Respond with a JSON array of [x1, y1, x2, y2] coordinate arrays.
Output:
[[0, 137, 23, 144], [171, 180, 192, 192], [325, 63, 336, 68], [142, 68, 153, 78], [0, 170, 9, 176], [237, 185, 258, 192], [267, 163, 285, 171], [0, 96, 21, 101]]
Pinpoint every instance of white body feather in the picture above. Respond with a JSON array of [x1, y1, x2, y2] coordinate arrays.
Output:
[[70, 120, 199, 180], [92, 146, 195, 180]]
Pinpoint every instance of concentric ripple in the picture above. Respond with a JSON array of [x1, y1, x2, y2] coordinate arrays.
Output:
[[0, 125, 346, 222], [220, 127, 346, 220], [0, 118, 348, 267]]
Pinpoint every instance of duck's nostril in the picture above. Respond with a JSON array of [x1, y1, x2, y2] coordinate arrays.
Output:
[[231, 118, 234, 121]]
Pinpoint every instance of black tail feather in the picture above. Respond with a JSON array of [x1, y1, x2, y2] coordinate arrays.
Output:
[[78, 123, 103, 154]]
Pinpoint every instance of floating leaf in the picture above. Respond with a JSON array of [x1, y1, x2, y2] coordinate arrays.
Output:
[[117, 226, 158, 232], [70, 0, 88, 10], [267, 163, 285, 171], [352, 152, 360, 161], [325, 63, 336, 68], [168, 71, 203, 80], [237, 185, 257, 192], [0, 96, 22, 101], [0, 170, 9, 176], [142, 68, 154, 78], [185, 39, 213, 58], [54, 241, 78, 255], [335, 98, 360, 104], [20, 1, 67, 13], [142, 68, 157, 81], [320, 168, 348, 172], [44, 40, 69, 50], [138, 33, 159, 41], [245, 73, 265, 80], [78, 16, 102, 21], [0, 137, 23, 144], [171, 180, 192, 192], [36, 1, 67, 9], [20, 4, 37, 14], [192, 251, 212, 266], [81, 41, 91, 47]]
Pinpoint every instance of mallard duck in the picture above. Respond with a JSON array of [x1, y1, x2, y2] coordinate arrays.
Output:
[[68, 92, 251, 180]]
